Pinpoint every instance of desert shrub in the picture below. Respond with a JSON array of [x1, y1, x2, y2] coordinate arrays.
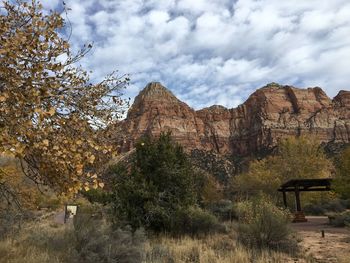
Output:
[[341, 199, 350, 209], [303, 204, 325, 215], [322, 199, 346, 212], [329, 211, 350, 227], [236, 196, 296, 252], [73, 212, 146, 263], [0, 209, 29, 238], [173, 206, 221, 236], [207, 199, 235, 221], [304, 198, 348, 215], [0, 214, 147, 263]]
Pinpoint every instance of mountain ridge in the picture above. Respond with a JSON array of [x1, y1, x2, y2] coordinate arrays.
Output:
[[114, 82, 350, 157]]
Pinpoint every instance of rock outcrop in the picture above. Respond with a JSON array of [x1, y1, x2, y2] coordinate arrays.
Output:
[[116, 82, 350, 157]]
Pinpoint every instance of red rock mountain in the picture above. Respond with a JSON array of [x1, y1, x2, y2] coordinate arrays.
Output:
[[116, 82, 350, 157]]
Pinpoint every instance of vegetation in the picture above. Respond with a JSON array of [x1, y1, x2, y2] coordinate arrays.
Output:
[[334, 146, 350, 199], [235, 196, 296, 252], [111, 133, 221, 234], [329, 211, 350, 227], [0, 0, 128, 196], [0, 214, 146, 263], [73, 212, 146, 263], [304, 198, 350, 215], [231, 136, 333, 201], [82, 188, 112, 205], [0, 214, 300, 263], [172, 206, 221, 236], [0, 2, 348, 262]]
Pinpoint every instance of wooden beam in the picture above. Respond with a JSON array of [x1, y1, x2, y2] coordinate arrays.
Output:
[[279, 187, 331, 192]]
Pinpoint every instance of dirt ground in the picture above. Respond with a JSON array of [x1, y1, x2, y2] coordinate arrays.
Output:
[[292, 216, 350, 263]]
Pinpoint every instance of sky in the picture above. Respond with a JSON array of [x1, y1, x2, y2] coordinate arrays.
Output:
[[43, 0, 350, 110]]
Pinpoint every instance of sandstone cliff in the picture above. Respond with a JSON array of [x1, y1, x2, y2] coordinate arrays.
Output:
[[116, 82, 350, 157]]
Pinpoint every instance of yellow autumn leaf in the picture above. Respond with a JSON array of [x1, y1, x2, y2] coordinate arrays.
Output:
[[76, 164, 83, 175], [47, 107, 55, 116], [88, 154, 95, 164], [34, 108, 43, 114], [98, 182, 104, 188]]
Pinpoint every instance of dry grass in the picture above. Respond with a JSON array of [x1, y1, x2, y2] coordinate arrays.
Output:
[[0, 221, 75, 263], [144, 231, 295, 263], [1, 217, 335, 263], [338, 253, 350, 263]]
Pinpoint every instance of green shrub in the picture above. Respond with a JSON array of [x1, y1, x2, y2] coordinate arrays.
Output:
[[304, 204, 325, 215], [207, 199, 235, 221], [173, 206, 220, 236], [340, 199, 350, 209], [236, 196, 296, 252], [111, 133, 197, 233], [304, 199, 349, 215], [329, 211, 350, 227]]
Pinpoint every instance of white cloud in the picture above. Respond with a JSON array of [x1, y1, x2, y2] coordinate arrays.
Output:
[[54, 0, 350, 109], [42, 0, 60, 10]]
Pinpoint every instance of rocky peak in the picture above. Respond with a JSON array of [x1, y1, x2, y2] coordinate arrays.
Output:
[[333, 90, 350, 107], [135, 82, 178, 102], [245, 85, 332, 115], [127, 82, 181, 118]]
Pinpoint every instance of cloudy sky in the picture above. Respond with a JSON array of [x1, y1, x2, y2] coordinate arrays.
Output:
[[44, 0, 350, 109]]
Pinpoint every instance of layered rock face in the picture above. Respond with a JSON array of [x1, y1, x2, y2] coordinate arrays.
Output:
[[116, 82, 350, 157]]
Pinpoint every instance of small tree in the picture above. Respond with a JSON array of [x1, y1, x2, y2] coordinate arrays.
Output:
[[231, 158, 280, 198], [231, 136, 333, 199], [0, 1, 128, 194], [112, 133, 197, 232]]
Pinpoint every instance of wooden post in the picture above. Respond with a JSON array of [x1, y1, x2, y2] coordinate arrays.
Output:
[[292, 185, 307, 222], [295, 186, 301, 212], [282, 190, 287, 207]]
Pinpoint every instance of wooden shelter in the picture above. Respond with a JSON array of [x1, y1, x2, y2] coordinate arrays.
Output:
[[278, 178, 333, 222]]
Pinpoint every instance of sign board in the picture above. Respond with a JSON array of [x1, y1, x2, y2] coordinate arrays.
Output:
[[64, 204, 78, 223]]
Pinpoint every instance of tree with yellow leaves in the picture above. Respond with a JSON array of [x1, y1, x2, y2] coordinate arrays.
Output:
[[0, 1, 128, 195], [231, 136, 333, 199]]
